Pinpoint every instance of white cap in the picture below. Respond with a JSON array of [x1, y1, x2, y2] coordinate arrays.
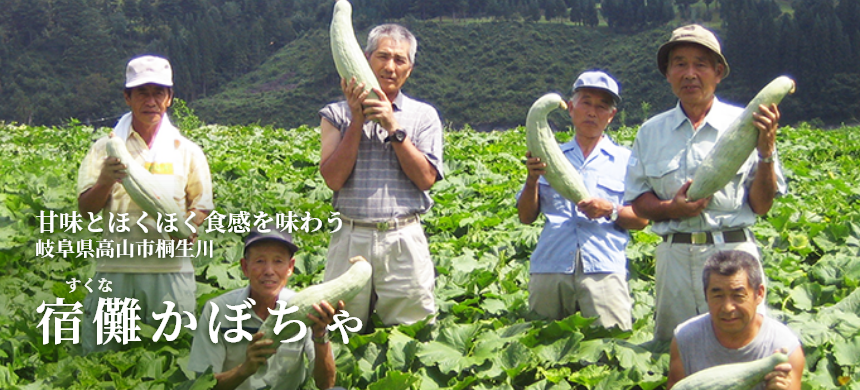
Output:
[[125, 55, 173, 88]]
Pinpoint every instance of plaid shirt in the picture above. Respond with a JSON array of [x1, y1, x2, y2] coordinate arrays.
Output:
[[319, 93, 444, 220]]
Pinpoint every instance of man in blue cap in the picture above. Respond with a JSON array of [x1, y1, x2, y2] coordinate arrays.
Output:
[[188, 227, 340, 390], [517, 70, 648, 329]]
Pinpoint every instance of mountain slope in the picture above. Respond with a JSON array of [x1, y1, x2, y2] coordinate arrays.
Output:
[[190, 22, 676, 130]]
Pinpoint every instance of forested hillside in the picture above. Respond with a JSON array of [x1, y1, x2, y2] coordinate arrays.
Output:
[[189, 23, 674, 131], [1, 0, 859, 128]]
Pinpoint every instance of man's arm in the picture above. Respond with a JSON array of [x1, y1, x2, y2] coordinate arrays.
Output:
[[362, 87, 438, 191], [631, 182, 709, 222], [389, 132, 438, 191], [666, 338, 685, 390], [748, 103, 781, 215], [308, 301, 342, 390], [616, 205, 649, 230], [79, 156, 126, 217], [576, 198, 649, 230], [320, 78, 371, 192], [517, 151, 543, 224]]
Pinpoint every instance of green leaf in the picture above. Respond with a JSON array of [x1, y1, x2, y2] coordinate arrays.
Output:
[[568, 364, 611, 389], [134, 351, 166, 379], [833, 336, 860, 367], [173, 372, 217, 390], [0, 365, 18, 388], [789, 284, 817, 310], [368, 370, 420, 390], [572, 339, 613, 365], [496, 340, 534, 379], [806, 354, 839, 388], [532, 333, 584, 364], [387, 329, 419, 371], [415, 323, 485, 374]]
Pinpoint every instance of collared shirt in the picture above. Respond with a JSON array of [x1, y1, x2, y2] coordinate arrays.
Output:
[[188, 286, 314, 390], [624, 98, 787, 236], [518, 135, 632, 274], [76, 113, 214, 273], [319, 92, 444, 221]]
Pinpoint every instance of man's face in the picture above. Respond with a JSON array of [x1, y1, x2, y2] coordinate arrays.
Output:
[[706, 269, 764, 336], [125, 84, 173, 128], [665, 44, 724, 108], [241, 241, 295, 299], [569, 88, 617, 137], [368, 37, 413, 98]]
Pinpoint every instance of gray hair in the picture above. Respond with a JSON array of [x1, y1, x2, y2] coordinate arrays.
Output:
[[365, 24, 417, 65], [702, 250, 763, 296], [570, 89, 617, 110]]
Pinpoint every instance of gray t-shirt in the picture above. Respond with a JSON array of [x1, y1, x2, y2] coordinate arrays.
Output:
[[675, 313, 801, 390]]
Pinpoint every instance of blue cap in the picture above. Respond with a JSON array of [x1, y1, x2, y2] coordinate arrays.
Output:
[[243, 226, 299, 255], [571, 70, 621, 106]]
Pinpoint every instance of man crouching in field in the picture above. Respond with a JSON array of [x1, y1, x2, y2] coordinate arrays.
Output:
[[667, 250, 804, 390], [188, 228, 341, 390]]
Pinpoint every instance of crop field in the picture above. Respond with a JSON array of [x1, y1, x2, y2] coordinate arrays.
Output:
[[0, 115, 858, 389]]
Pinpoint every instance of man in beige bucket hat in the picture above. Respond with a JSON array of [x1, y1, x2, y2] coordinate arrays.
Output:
[[623, 25, 788, 344]]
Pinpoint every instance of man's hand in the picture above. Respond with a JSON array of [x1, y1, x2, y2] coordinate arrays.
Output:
[[97, 156, 127, 187], [753, 103, 780, 159], [341, 77, 371, 123], [674, 181, 709, 218], [577, 197, 613, 220], [308, 300, 345, 339], [361, 87, 399, 132], [524, 151, 546, 186], [763, 362, 792, 390], [238, 332, 278, 378]]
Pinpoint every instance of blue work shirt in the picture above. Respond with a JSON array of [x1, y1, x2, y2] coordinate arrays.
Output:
[[518, 135, 632, 275]]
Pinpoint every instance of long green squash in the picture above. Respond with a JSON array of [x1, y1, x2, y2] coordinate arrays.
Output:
[[525, 93, 590, 203], [672, 352, 789, 390], [105, 134, 193, 239], [330, 0, 381, 100], [258, 256, 372, 346], [686, 76, 795, 201]]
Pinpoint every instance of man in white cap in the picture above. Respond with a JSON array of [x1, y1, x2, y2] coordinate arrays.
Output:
[[77, 55, 214, 354], [517, 70, 648, 329], [623, 25, 787, 343]]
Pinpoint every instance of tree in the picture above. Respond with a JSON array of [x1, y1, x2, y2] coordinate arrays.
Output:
[[584, 0, 599, 26], [527, 0, 542, 21], [569, 0, 583, 24], [675, 0, 697, 19], [646, 0, 675, 25]]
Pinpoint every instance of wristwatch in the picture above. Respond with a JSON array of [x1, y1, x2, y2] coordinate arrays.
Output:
[[609, 204, 619, 222], [312, 330, 329, 344], [758, 151, 775, 163], [385, 129, 407, 143]]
